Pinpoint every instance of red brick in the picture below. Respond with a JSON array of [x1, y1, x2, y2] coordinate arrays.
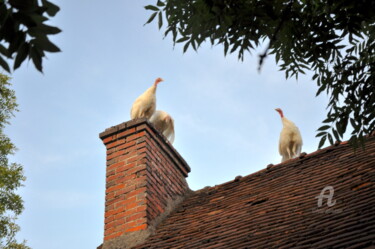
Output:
[[117, 140, 137, 151], [104, 231, 123, 241], [106, 148, 116, 156], [102, 136, 115, 144], [105, 221, 115, 229], [113, 197, 135, 209], [106, 139, 125, 149], [127, 164, 147, 175], [118, 150, 138, 161], [126, 212, 146, 222], [114, 218, 125, 227], [135, 176, 147, 187], [125, 224, 147, 233], [116, 162, 136, 174], [104, 227, 115, 236], [105, 215, 114, 224], [105, 192, 115, 201], [126, 155, 143, 164], [137, 158, 148, 165], [136, 193, 147, 201], [115, 174, 136, 185], [106, 174, 118, 183], [105, 203, 114, 212], [122, 207, 140, 218], [136, 167, 147, 176], [126, 187, 147, 198], [106, 183, 125, 193], [107, 151, 124, 161], [112, 205, 126, 215], [126, 132, 146, 142], [106, 169, 115, 177], [107, 161, 125, 171], [136, 124, 149, 131], [124, 220, 137, 229], [134, 217, 147, 226], [137, 147, 148, 154], [125, 202, 138, 210], [136, 205, 147, 212], [115, 184, 136, 197], [114, 211, 127, 220], [136, 141, 148, 149], [105, 209, 116, 218], [117, 128, 136, 139]]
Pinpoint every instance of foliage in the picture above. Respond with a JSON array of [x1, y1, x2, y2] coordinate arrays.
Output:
[[145, 0, 375, 148], [0, 74, 29, 248], [0, 0, 61, 73]]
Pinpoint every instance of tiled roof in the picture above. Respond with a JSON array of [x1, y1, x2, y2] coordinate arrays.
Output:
[[134, 137, 375, 249]]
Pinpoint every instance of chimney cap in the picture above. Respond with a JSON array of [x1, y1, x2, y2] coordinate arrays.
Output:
[[100, 118, 191, 175]]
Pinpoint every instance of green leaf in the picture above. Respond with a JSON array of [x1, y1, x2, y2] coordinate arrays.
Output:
[[30, 46, 43, 72], [156, 0, 165, 7], [158, 12, 163, 29], [8, 0, 32, 9], [0, 55, 10, 72], [191, 39, 197, 51], [29, 24, 61, 36], [317, 125, 330, 131], [350, 118, 358, 130], [275, 51, 281, 64], [335, 122, 344, 137], [318, 136, 326, 149], [32, 38, 61, 53], [323, 117, 333, 123], [144, 12, 157, 25], [316, 84, 327, 96], [176, 36, 190, 43], [183, 42, 190, 53], [224, 40, 229, 56], [316, 132, 326, 137], [332, 128, 340, 141], [29, 13, 48, 24], [0, 44, 9, 57], [42, 0, 60, 17], [327, 133, 334, 145], [144, 5, 159, 11], [13, 42, 29, 70], [230, 40, 241, 54]]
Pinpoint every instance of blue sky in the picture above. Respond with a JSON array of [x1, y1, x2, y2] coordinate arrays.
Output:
[[6, 1, 334, 248]]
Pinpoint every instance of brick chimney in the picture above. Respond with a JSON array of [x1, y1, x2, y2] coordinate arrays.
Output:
[[98, 118, 191, 249]]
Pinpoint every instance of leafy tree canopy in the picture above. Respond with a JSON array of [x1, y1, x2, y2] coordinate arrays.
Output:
[[0, 0, 61, 72], [145, 0, 375, 148], [0, 74, 29, 248]]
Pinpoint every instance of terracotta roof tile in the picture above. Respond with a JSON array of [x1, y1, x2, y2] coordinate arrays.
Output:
[[134, 137, 375, 249]]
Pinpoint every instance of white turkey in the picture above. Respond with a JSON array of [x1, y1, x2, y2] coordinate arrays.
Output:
[[130, 77, 163, 119], [275, 108, 303, 162], [150, 110, 175, 144]]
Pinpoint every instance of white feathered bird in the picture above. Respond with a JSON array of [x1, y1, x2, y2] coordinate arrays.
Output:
[[275, 108, 303, 162], [130, 78, 163, 119], [150, 110, 175, 144]]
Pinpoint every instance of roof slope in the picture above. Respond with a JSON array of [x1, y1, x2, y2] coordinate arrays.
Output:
[[135, 137, 375, 249]]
